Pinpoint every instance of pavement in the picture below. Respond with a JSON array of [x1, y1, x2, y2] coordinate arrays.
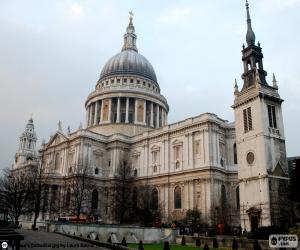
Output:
[[16, 229, 110, 250]]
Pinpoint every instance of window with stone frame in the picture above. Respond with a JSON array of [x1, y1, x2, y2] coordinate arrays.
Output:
[[131, 152, 140, 175], [174, 186, 182, 209], [54, 153, 60, 170], [233, 143, 238, 164], [194, 140, 201, 157], [243, 107, 253, 132], [151, 148, 159, 164], [267, 104, 277, 129]]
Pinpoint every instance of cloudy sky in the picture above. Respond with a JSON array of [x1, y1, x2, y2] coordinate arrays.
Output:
[[0, 0, 300, 169]]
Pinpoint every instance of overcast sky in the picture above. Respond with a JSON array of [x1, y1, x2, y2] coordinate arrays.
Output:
[[0, 0, 300, 169]]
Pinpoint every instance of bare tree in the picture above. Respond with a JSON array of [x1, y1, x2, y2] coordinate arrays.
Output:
[[31, 161, 51, 229], [0, 168, 35, 226], [68, 163, 92, 223], [114, 159, 135, 224]]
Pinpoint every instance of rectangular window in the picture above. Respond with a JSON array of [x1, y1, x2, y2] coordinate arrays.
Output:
[[268, 105, 277, 128], [243, 107, 253, 132]]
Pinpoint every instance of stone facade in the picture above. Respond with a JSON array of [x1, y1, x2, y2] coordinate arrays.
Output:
[[12, 3, 290, 231]]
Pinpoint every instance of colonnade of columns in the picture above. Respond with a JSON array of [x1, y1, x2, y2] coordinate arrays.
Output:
[[87, 97, 167, 128]]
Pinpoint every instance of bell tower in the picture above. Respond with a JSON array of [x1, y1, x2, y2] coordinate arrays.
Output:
[[13, 117, 39, 169], [232, 1, 290, 231]]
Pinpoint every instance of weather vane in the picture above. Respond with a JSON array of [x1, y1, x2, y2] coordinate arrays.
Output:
[[129, 11, 134, 23]]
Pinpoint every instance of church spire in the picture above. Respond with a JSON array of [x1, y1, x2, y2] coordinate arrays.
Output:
[[245, 0, 255, 46], [122, 11, 138, 52], [240, 1, 268, 90]]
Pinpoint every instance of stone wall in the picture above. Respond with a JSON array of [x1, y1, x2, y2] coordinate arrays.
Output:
[[175, 235, 272, 250], [20, 221, 178, 244]]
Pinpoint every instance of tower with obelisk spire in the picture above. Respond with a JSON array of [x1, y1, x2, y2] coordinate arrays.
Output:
[[232, 0, 290, 231]]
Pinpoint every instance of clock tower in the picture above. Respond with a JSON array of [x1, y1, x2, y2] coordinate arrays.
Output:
[[232, 1, 290, 231]]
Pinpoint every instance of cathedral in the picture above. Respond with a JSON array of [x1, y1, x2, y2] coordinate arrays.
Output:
[[13, 2, 290, 231]]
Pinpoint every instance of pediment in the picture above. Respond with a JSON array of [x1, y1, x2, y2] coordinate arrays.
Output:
[[172, 139, 183, 146], [131, 150, 140, 156], [151, 145, 160, 151], [93, 149, 103, 156], [47, 132, 69, 147]]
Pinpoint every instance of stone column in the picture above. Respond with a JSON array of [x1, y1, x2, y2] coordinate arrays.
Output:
[[116, 97, 120, 123], [108, 98, 112, 123], [100, 100, 104, 124], [88, 104, 93, 127], [134, 98, 138, 123], [150, 102, 154, 127], [86, 106, 89, 127], [189, 133, 194, 169], [93, 101, 98, 126], [125, 98, 129, 123], [143, 100, 146, 124], [156, 105, 160, 128]]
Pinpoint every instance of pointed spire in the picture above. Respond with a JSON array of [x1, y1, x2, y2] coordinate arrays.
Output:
[[58, 120, 62, 132], [272, 73, 278, 88], [234, 79, 239, 93], [67, 125, 71, 135], [122, 11, 138, 52], [245, 0, 256, 46]]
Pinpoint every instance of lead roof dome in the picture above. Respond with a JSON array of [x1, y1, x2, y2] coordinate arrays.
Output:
[[99, 15, 158, 83]]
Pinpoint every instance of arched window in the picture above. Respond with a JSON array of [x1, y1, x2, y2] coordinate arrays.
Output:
[[153, 165, 157, 173], [236, 186, 240, 209], [134, 169, 137, 176], [133, 187, 138, 209], [65, 188, 71, 209], [221, 185, 226, 205], [95, 168, 99, 175], [233, 143, 237, 164], [151, 188, 158, 211], [91, 189, 98, 210], [55, 153, 60, 170], [174, 186, 182, 209]]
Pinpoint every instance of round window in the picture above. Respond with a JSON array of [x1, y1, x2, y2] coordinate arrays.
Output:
[[246, 152, 255, 165]]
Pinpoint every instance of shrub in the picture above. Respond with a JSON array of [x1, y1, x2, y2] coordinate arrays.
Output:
[[196, 236, 201, 247], [121, 237, 127, 246], [138, 240, 144, 250], [204, 243, 209, 250], [253, 239, 261, 250], [163, 241, 170, 250], [181, 236, 186, 245], [232, 238, 238, 250], [213, 238, 218, 248]]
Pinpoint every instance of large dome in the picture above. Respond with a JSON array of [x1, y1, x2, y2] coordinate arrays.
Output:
[[99, 49, 157, 83]]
